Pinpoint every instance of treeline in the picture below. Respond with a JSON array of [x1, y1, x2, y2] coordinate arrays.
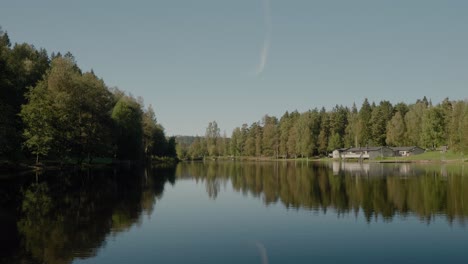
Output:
[[180, 97, 468, 159], [176, 121, 229, 159], [0, 27, 175, 164]]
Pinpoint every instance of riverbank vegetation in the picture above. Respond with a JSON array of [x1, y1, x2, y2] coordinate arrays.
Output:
[[379, 150, 467, 163], [0, 27, 176, 168], [179, 97, 468, 161]]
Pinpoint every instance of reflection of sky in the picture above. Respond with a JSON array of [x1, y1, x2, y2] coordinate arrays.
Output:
[[74, 179, 468, 264]]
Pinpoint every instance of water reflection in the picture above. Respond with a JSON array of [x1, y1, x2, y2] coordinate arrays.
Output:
[[0, 162, 467, 263], [0, 166, 175, 264], [176, 161, 468, 224]]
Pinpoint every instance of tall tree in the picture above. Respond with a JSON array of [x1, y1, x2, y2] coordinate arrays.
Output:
[[74, 72, 114, 162], [142, 105, 158, 156], [20, 82, 54, 164], [357, 98, 372, 146], [244, 122, 259, 157], [254, 122, 263, 157], [329, 105, 348, 138], [344, 103, 358, 147], [1, 32, 50, 160], [440, 98, 452, 144], [188, 136, 206, 159], [166, 137, 177, 158], [230, 127, 242, 156], [404, 102, 426, 146], [21, 56, 114, 163], [328, 133, 342, 152], [449, 101, 467, 151], [317, 108, 330, 155], [461, 103, 468, 151], [0, 30, 15, 158], [239, 124, 248, 156], [369, 106, 387, 146], [421, 106, 446, 149], [111, 96, 144, 160], [295, 112, 312, 157], [151, 124, 169, 157], [386, 111, 406, 146], [205, 121, 220, 156], [286, 112, 300, 157], [278, 111, 292, 157], [261, 115, 279, 157], [394, 102, 409, 117], [216, 131, 228, 157]]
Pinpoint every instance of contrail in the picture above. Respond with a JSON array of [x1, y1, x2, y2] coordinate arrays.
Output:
[[256, 0, 272, 75]]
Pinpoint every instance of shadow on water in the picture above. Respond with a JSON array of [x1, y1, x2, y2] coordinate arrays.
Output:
[[0, 165, 175, 264]]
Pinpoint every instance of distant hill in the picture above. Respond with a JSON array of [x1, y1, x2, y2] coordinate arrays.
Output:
[[175, 136, 198, 146]]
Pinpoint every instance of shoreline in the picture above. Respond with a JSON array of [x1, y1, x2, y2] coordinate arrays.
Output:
[[180, 155, 468, 164], [2, 155, 466, 173], [0, 157, 179, 174]]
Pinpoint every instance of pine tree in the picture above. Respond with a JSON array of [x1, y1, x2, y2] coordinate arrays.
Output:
[[358, 98, 372, 146]]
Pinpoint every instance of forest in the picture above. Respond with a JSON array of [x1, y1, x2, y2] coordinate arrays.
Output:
[[179, 97, 468, 160], [0, 27, 176, 165]]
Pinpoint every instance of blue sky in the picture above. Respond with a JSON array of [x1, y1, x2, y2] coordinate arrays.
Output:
[[1, 0, 467, 136]]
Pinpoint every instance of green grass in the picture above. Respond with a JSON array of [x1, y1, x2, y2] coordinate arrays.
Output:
[[385, 151, 466, 162]]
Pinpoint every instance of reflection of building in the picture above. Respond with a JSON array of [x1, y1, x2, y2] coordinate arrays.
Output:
[[332, 161, 420, 177], [332, 161, 370, 176]]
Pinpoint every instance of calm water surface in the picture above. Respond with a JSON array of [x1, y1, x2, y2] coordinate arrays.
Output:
[[1, 161, 467, 263]]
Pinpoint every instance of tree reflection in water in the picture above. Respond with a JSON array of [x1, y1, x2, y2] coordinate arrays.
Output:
[[0, 165, 175, 264], [0, 161, 466, 263], [177, 161, 468, 225]]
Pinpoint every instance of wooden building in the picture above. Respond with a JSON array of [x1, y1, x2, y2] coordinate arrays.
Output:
[[333, 147, 395, 160], [391, 146, 425, 157]]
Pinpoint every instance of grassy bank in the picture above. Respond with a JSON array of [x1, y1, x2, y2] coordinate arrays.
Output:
[[181, 156, 324, 162], [376, 151, 467, 163], [180, 151, 468, 164]]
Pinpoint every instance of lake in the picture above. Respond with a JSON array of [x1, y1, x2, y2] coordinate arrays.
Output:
[[1, 161, 467, 263]]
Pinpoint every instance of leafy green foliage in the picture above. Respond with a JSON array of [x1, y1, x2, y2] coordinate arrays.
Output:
[[0, 30, 50, 160], [421, 106, 446, 149], [111, 96, 144, 160], [205, 121, 220, 156], [2, 25, 467, 162], [1, 26, 175, 163], [184, 98, 468, 159], [21, 56, 116, 163], [386, 111, 406, 146], [20, 83, 54, 163]]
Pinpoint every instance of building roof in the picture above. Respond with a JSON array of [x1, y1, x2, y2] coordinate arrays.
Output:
[[347, 147, 390, 152], [335, 148, 349, 152], [335, 146, 424, 153], [390, 146, 423, 151]]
